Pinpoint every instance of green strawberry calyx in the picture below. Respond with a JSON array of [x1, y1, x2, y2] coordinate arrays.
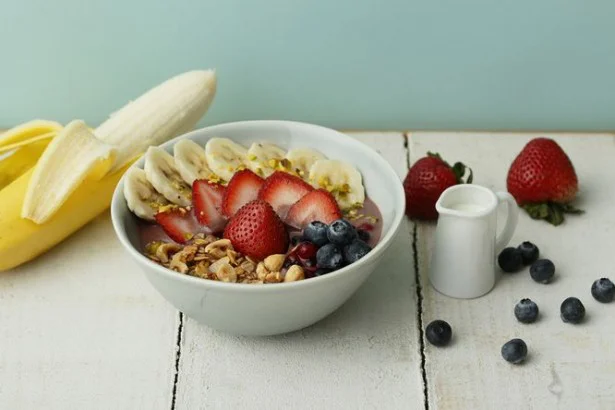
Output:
[[522, 202, 584, 226], [427, 151, 473, 184]]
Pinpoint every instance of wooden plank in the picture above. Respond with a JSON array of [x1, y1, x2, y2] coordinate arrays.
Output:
[[0, 213, 178, 409], [174, 132, 426, 410], [410, 131, 615, 409]]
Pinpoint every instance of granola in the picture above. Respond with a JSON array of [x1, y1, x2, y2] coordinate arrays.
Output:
[[143, 233, 304, 284]]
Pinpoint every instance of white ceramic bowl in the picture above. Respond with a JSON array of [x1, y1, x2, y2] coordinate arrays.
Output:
[[111, 120, 405, 336]]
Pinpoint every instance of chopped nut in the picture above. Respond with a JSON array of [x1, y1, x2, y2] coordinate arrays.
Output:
[[181, 245, 198, 262], [209, 256, 231, 274], [191, 261, 210, 278], [155, 242, 182, 263], [205, 239, 233, 259], [263, 254, 285, 272], [284, 265, 305, 282], [169, 252, 189, 273], [215, 263, 237, 283], [239, 260, 256, 274], [256, 262, 269, 279], [246, 256, 258, 265], [264, 271, 283, 283], [227, 249, 239, 266]]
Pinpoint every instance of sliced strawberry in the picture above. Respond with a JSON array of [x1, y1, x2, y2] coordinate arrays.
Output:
[[285, 189, 342, 229], [221, 169, 264, 217], [192, 179, 227, 233], [155, 207, 204, 244], [223, 200, 289, 260], [258, 171, 314, 219]]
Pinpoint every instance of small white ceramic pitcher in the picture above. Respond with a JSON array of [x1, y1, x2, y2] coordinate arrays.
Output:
[[428, 184, 519, 299]]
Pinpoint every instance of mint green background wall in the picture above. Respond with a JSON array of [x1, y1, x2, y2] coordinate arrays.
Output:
[[1, 1, 614, 131]]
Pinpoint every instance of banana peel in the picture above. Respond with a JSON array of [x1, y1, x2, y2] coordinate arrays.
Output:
[[0, 120, 62, 147], [0, 162, 133, 271], [21, 120, 116, 224]]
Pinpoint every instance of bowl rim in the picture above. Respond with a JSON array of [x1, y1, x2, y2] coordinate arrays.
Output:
[[111, 120, 405, 293]]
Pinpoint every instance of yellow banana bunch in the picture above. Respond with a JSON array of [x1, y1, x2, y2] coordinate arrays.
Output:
[[0, 70, 217, 271]]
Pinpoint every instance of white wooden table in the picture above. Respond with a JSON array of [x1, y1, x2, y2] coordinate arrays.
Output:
[[1, 131, 614, 410]]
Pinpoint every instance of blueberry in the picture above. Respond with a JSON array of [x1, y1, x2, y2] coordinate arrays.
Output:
[[591, 278, 615, 303], [343, 240, 372, 264], [303, 221, 329, 247], [498, 247, 524, 273], [501, 339, 528, 364], [327, 219, 358, 246], [357, 229, 371, 242], [314, 268, 332, 276], [517, 241, 539, 265], [530, 259, 555, 283], [425, 320, 452, 347], [514, 298, 539, 323], [316, 243, 344, 270], [560, 297, 585, 324]]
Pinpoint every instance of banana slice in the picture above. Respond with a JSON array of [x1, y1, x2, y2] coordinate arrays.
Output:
[[308, 159, 365, 209], [285, 148, 326, 179], [123, 168, 170, 221], [205, 137, 247, 181], [174, 139, 216, 185], [245, 142, 286, 178], [143, 147, 192, 206]]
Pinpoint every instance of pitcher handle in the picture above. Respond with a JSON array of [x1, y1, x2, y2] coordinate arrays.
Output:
[[495, 191, 519, 254]]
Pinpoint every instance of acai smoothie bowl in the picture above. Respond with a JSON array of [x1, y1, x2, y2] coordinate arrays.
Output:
[[111, 120, 405, 336]]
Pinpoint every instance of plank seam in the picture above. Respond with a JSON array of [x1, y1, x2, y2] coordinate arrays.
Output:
[[412, 224, 429, 410], [404, 132, 430, 410], [170, 312, 184, 410]]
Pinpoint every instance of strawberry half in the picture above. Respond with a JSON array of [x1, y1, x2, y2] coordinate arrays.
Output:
[[285, 189, 342, 229], [258, 171, 314, 219], [221, 169, 264, 217], [155, 207, 205, 244], [192, 179, 227, 233], [507, 137, 582, 226], [223, 200, 289, 260]]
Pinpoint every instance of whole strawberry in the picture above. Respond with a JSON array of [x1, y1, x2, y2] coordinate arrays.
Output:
[[223, 199, 289, 260], [403, 152, 472, 220], [507, 138, 582, 226]]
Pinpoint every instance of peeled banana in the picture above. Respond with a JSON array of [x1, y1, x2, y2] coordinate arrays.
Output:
[[0, 69, 217, 271], [96, 70, 217, 171]]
